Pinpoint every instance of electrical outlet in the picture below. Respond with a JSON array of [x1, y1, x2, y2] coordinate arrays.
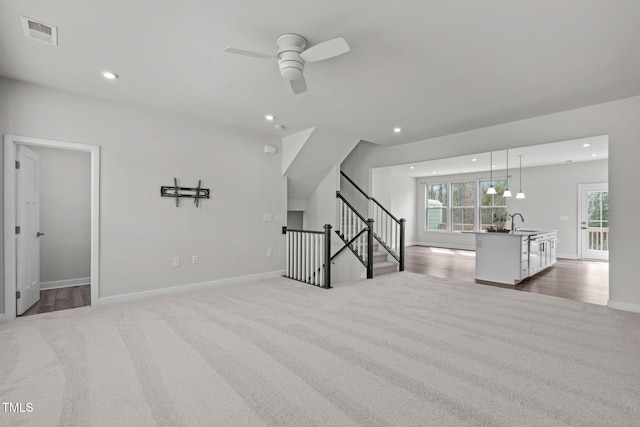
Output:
[[192, 255, 199, 264], [263, 214, 273, 221], [172, 257, 180, 267], [267, 248, 273, 257]]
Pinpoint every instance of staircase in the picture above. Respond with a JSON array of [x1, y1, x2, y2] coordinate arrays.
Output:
[[284, 170, 405, 288], [372, 242, 398, 276], [335, 171, 405, 279]]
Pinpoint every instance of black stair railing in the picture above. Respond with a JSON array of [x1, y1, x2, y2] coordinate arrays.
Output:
[[340, 171, 405, 271], [284, 224, 332, 288], [334, 192, 374, 278]]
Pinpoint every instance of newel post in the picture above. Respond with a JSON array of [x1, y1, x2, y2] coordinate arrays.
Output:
[[323, 224, 332, 289], [367, 218, 374, 279], [399, 218, 406, 272]]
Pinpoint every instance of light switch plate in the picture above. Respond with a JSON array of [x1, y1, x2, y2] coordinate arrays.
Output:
[[263, 214, 273, 221]]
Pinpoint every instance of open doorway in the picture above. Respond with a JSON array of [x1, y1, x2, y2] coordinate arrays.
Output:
[[578, 183, 609, 261], [3, 135, 100, 321]]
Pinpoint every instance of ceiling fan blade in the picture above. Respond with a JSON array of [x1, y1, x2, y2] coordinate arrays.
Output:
[[290, 76, 307, 95], [300, 37, 350, 62], [224, 47, 275, 61]]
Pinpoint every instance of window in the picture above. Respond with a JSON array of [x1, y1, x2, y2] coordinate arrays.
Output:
[[480, 180, 507, 230], [451, 182, 475, 231], [426, 184, 448, 231]]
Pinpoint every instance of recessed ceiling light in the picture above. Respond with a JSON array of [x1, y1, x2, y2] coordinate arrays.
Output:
[[471, 158, 478, 162], [582, 143, 591, 147], [492, 165, 496, 168], [265, 114, 275, 121], [432, 171, 437, 174], [591, 153, 598, 157], [393, 127, 402, 133], [409, 166, 415, 169], [274, 124, 285, 130], [102, 71, 119, 80]]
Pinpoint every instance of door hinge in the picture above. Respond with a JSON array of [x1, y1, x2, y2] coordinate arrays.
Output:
[[16, 291, 21, 299], [15, 226, 21, 235], [15, 160, 20, 169]]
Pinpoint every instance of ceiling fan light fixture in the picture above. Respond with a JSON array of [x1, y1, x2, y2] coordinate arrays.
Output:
[[226, 33, 350, 95], [279, 65, 304, 81]]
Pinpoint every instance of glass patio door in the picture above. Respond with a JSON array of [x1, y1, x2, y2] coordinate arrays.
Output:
[[579, 183, 609, 261]]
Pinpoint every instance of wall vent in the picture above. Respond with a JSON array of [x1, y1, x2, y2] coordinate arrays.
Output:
[[21, 16, 58, 46]]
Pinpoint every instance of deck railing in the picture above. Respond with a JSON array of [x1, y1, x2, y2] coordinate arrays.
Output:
[[587, 227, 609, 251]]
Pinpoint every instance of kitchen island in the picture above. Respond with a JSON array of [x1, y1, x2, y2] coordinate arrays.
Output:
[[475, 230, 557, 285]]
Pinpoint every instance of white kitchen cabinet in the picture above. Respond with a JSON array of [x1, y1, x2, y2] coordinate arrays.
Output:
[[475, 230, 557, 285]]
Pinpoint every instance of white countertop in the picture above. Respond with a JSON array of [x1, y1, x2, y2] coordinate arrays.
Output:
[[473, 229, 557, 236]]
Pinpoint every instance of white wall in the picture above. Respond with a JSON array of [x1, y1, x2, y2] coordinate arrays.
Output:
[[342, 96, 640, 310], [303, 165, 339, 232], [287, 211, 303, 230], [389, 170, 417, 245], [30, 146, 91, 283], [0, 78, 286, 305], [413, 160, 607, 257]]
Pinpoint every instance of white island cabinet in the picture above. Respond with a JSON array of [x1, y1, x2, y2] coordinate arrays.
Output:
[[475, 230, 557, 285]]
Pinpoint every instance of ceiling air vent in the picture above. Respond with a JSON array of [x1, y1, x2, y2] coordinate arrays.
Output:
[[21, 16, 58, 46]]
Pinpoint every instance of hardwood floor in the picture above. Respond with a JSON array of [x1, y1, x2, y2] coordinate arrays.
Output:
[[404, 245, 609, 306], [20, 285, 91, 317]]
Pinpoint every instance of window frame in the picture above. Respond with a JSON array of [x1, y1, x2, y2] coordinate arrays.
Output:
[[426, 183, 449, 232], [424, 178, 508, 232]]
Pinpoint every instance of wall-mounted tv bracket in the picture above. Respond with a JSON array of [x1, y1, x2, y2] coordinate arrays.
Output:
[[161, 178, 210, 207]]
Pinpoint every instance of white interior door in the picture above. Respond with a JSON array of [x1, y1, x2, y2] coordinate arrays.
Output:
[[16, 145, 41, 315], [579, 183, 609, 261]]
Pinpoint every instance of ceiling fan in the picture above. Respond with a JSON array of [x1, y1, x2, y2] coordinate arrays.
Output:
[[225, 33, 350, 95]]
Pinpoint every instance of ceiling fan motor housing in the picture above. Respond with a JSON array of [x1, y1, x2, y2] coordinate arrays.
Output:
[[277, 33, 306, 80]]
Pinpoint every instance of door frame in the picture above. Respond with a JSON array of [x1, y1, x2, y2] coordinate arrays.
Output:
[[4, 135, 100, 321], [577, 182, 609, 261]]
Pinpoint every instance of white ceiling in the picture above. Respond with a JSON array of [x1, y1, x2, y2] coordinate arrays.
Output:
[[390, 135, 608, 178], [1, 1, 639, 146]]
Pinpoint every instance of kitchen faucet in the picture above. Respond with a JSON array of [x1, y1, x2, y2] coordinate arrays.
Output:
[[511, 213, 524, 231]]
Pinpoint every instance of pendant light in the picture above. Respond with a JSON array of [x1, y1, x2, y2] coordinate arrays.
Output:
[[503, 149, 512, 197], [486, 151, 497, 195], [516, 154, 526, 199]]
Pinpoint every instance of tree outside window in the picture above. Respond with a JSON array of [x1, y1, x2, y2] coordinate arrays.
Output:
[[451, 182, 475, 231], [426, 184, 448, 231]]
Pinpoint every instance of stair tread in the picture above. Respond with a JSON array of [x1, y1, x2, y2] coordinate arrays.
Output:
[[373, 261, 396, 267]]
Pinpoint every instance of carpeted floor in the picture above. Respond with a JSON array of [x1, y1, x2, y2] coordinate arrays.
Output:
[[1, 272, 639, 426]]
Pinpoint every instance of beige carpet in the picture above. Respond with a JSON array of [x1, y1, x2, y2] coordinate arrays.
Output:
[[1, 272, 640, 426]]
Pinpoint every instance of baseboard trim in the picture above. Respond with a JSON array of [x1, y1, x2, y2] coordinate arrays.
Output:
[[607, 300, 640, 314], [413, 243, 476, 251], [40, 277, 91, 290], [98, 270, 286, 307], [557, 253, 578, 260]]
